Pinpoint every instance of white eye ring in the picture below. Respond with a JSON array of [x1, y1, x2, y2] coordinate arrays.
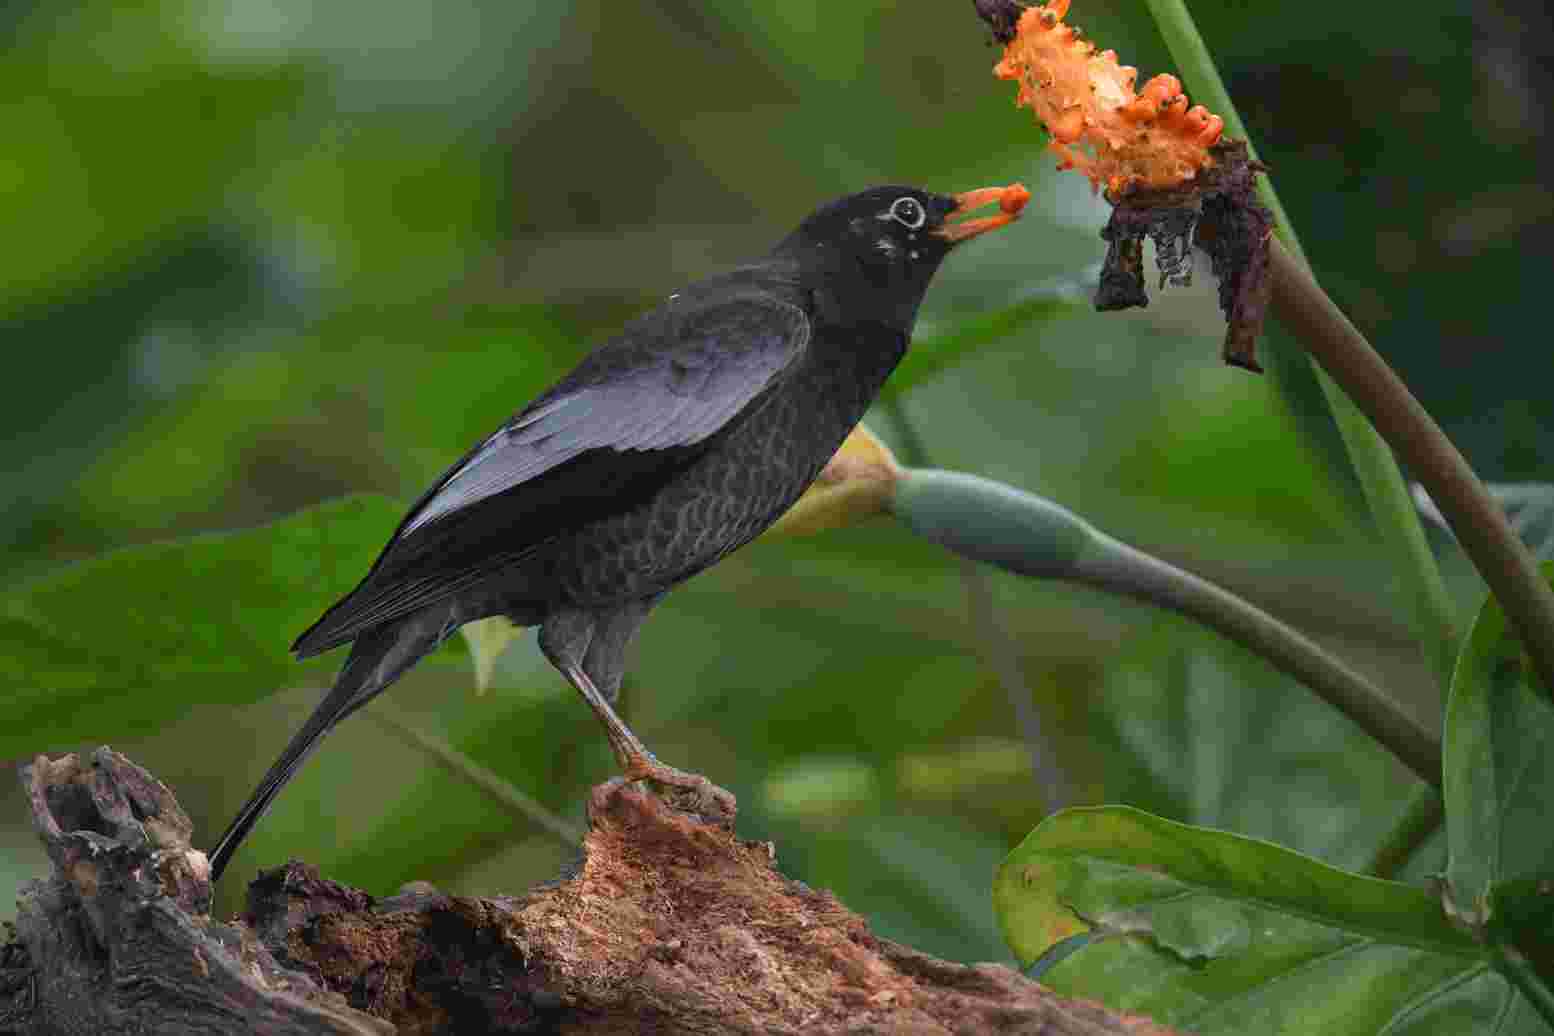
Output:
[[889, 196, 926, 230]]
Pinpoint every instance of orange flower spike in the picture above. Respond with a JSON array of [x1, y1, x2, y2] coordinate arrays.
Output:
[[1000, 182, 1033, 214], [993, 0, 1225, 196], [1139, 74, 1183, 108], [1197, 113, 1226, 148], [1049, 107, 1086, 145], [1119, 96, 1157, 124]]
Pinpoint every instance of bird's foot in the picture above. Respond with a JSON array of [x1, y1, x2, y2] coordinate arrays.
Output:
[[621, 754, 737, 828]]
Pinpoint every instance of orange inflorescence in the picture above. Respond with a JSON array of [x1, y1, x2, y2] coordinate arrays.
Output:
[[993, 0, 1224, 198]]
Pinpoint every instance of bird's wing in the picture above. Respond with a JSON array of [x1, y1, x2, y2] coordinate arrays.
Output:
[[293, 292, 810, 656], [402, 296, 808, 534]]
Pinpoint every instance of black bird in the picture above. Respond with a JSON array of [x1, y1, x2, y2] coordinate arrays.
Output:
[[207, 183, 1027, 880]]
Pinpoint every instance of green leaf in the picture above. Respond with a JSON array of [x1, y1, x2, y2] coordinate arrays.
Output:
[[1106, 367, 1361, 545], [58, 308, 568, 546], [1443, 562, 1554, 933], [994, 807, 1545, 1035], [0, 495, 402, 757], [883, 290, 1084, 402], [1417, 483, 1554, 562], [769, 810, 1013, 965], [0, 6, 307, 322], [1497, 487, 1554, 561], [1086, 627, 1411, 871]]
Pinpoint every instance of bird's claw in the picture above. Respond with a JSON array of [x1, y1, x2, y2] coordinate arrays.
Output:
[[621, 755, 737, 828]]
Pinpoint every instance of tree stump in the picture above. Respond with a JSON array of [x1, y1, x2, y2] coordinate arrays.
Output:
[[3, 748, 1177, 1035]]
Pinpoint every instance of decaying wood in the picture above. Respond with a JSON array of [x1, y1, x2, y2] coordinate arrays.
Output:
[[4, 748, 1178, 1035]]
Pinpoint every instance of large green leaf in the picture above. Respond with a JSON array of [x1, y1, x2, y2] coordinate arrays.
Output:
[[1086, 626, 1410, 872], [1442, 563, 1554, 954], [994, 807, 1546, 1035], [0, 495, 402, 757]]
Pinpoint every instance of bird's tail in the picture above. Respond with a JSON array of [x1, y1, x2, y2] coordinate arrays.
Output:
[[207, 616, 445, 881]]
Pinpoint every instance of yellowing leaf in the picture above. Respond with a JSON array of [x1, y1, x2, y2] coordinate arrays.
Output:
[[460, 615, 526, 694]]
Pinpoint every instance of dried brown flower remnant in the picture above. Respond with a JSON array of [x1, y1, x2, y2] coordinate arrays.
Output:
[[992, 0, 1224, 199], [1098, 140, 1274, 372], [974, 0, 1027, 44]]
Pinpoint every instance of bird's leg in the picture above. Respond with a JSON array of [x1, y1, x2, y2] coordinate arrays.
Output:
[[540, 605, 736, 822], [556, 660, 736, 822]]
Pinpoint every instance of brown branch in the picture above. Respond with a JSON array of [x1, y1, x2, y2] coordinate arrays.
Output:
[[5, 748, 1179, 1035], [1267, 239, 1554, 696]]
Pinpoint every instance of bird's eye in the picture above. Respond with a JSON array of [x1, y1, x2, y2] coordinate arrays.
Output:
[[889, 196, 926, 230]]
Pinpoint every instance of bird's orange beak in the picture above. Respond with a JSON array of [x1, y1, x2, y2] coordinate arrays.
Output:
[[934, 183, 1031, 243]]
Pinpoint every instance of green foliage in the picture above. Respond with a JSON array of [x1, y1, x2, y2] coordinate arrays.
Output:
[[0, 6, 307, 322], [882, 289, 1087, 402], [1442, 564, 1554, 956], [1106, 372, 1361, 544], [762, 755, 882, 821], [4, 1, 1552, 1018], [1460, 486, 1554, 564], [1495, 488, 1554, 562], [768, 811, 1014, 965], [994, 807, 1543, 1035], [992, 568, 1554, 1031], [305, 682, 596, 891], [0, 496, 400, 756], [60, 308, 570, 542], [1087, 628, 1406, 871]]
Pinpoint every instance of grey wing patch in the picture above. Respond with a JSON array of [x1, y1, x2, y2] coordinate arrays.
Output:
[[401, 296, 809, 534]]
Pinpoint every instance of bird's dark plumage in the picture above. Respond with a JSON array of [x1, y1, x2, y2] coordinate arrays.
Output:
[[291, 293, 810, 656], [209, 183, 1026, 880]]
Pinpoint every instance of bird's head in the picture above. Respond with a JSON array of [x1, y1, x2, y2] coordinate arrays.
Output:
[[777, 183, 1029, 332]]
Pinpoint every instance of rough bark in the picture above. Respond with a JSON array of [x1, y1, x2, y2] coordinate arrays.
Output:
[[3, 748, 1177, 1035]]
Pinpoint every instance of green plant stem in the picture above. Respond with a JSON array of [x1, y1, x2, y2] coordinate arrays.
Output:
[[1139, 0, 1295, 256], [1077, 535, 1441, 788], [882, 399, 1070, 808], [367, 700, 583, 848], [1269, 241, 1554, 698], [1330, 397, 1462, 687], [893, 470, 1442, 788], [1364, 786, 1444, 880], [1141, 0, 1459, 688], [1495, 944, 1554, 1032]]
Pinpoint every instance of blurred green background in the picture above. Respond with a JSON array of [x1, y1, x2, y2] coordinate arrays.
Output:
[[3, 0, 1550, 965]]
